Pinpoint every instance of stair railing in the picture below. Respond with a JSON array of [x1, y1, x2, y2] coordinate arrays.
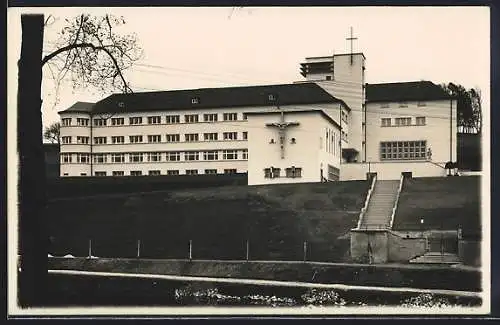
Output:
[[389, 174, 404, 229], [357, 173, 377, 229]]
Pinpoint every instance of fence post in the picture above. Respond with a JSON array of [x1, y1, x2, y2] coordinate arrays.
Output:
[[189, 240, 192, 261], [137, 239, 141, 258], [88, 239, 92, 259], [303, 241, 307, 262], [246, 240, 249, 262]]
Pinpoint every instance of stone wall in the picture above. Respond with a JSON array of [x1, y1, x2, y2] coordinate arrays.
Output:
[[387, 231, 427, 262], [350, 230, 388, 263]]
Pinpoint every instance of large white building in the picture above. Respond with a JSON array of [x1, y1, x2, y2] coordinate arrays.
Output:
[[58, 52, 457, 184]]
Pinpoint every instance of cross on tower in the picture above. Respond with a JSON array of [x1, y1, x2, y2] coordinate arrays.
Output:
[[265, 100, 299, 159], [346, 26, 358, 65]]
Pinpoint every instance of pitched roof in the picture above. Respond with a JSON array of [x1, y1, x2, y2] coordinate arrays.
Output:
[[366, 81, 452, 103], [58, 101, 94, 114], [88, 83, 347, 114]]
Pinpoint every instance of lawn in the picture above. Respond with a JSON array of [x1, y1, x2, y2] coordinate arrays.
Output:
[[393, 176, 481, 239], [47, 181, 370, 263]]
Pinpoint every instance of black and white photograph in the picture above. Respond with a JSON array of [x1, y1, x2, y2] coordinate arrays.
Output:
[[7, 5, 491, 316]]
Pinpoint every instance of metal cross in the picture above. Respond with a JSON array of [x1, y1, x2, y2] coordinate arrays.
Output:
[[346, 26, 358, 65], [266, 105, 299, 159]]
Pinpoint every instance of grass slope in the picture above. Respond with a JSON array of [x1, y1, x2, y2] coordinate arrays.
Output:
[[394, 176, 481, 238], [47, 181, 369, 262]]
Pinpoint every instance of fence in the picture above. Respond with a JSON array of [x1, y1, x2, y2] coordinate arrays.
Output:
[[48, 238, 351, 263]]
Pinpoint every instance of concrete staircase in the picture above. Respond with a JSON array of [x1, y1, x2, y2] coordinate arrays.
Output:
[[409, 252, 460, 265], [359, 180, 400, 229]]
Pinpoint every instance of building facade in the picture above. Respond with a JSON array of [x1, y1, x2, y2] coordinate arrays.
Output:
[[59, 52, 457, 183]]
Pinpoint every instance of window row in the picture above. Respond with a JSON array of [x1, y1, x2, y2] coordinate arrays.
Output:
[[61, 113, 248, 127], [263, 166, 302, 179], [88, 169, 240, 177], [379, 102, 427, 108], [61, 132, 248, 144], [60, 150, 248, 164], [381, 116, 426, 127], [380, 140, 428, 160]]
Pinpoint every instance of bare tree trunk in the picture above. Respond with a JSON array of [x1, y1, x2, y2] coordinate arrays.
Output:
[[17, 14, 46, 307]]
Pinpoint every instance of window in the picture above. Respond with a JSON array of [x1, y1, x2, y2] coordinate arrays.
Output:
[[111, 153, 125, 163], [185, 151, 199, 161], [166, 151, 181, 161], [380, 103, 390, 108], [264, 167, 281, 178], [76, 118, 89, 126], [147, 152, 161, 162], [223, 132, 238, 140], [111, 136, 125, 144], [111, 117, 124, 126], [328, 165, 340, 181], [80, 173, 87, 176], [381, 118, 392, 127], [61, 136, 72, 144], [112, 171, 125, 176], [186, 169, 198, 175], [243, 113, 248, 120], [417, 101, 427, 107], [147, 135, 162, 143], [223, 150, 238, 160], [60, 153, 72, 163], [63, 173, 69, 176], [129, 117, 143, 125], [203, 151, 218, 161], [77, 153, 90, 163], [147, 116, 161, 124], [205, 169, 217, 175], [95, 171, 107, 176], [224, 169, 237, 174], [191, 97, 199, 104], [204, 133, 218, 141], [166, 115, 180, 124], [223, 113, 238, 121], [62, 118, 72, 126], [185, 133, 199, 142], [399, 102, 408, 108], [380, 141, 427, 160], [395, 117, 412, 126], [77, 136, 89, 144], [94, 137, 107, 144], [93, 153, 107, 163], [416, 117, 426, 126], [129, 152, 143, 163], [93, 118, 107, 127], [285, 167, 302, 178], [203, 113, 218, 122], [185, 114, 199, 123], [242, 132, 248, 140], [167, 170, 179, 175], [148, 170, 161, 176], [242, 149, 248, 160], [163, 134, 179, 143], [129, 135, 143, 143], [130, 170, 142, 176]]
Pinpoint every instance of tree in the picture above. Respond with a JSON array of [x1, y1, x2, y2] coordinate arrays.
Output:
[[440, 83, 482, 134], [43, 14, 143, 104], [43, 121, 60, 144], [17, 13, 142, 306]]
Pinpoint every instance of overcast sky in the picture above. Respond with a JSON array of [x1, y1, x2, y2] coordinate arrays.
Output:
[[8, 6, 490, 129]]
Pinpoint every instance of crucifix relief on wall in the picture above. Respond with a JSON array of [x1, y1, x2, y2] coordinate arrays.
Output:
[[266, 109, 299, 159]]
